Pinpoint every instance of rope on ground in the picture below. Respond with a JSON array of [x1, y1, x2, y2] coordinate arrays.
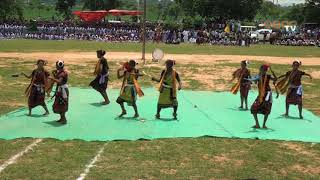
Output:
[[180, 91, 235, 137]]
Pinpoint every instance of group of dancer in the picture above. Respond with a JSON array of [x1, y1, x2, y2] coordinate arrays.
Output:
[[231, 60, 312, 129], [20, 50, 312, 128], [21, 50, 182, 124], [89, 50, 182, 119], [21, 59, 69, 124]]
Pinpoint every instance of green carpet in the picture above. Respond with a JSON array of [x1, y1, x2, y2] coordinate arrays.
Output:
[[0, 88, 319, 142]]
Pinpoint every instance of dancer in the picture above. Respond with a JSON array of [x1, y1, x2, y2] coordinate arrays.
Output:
[[49, 60, 69, 124], [230, 60, 251, 110], [152, 60, 182, 120], [249, 65, 278, 129], [21, 59, 50, 116], [276, 60, 312, 119], [89, 50, 110, 105], [116, 60, 144, 118]]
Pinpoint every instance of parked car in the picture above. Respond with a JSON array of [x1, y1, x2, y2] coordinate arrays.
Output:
[[250, 29, 272, 41]]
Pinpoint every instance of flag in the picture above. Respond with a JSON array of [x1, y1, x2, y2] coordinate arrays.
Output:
[[224, 24, 230, 33]]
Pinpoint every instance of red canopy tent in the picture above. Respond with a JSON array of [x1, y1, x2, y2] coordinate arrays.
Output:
[[73, 10, 143, 23], [73, 11, 109, 22]]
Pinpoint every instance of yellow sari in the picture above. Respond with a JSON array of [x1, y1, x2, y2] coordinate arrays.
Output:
[[119, 71, 144, 105], [158, 70, 178, 106]]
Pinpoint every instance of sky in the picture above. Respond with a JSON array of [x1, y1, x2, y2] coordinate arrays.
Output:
[[268, 0, 305, 6]]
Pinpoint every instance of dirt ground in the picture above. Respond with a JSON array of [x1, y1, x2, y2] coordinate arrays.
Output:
[[0, 52, 319, 66], [0, 52, 318, 92]]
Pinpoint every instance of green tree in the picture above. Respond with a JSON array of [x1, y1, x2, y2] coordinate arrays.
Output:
[[304, 0, 320, 23], [281, 4, 304, 24], [0, 0, 23, 21], [55, 0, 76, 19], [176, 0, 262, 21], [82, 0, 121, 11], [255, 0, 282, 21]]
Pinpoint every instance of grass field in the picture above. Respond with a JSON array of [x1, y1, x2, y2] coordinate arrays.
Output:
[[1, 39, 320, 57], [0, 41, 320, 179]]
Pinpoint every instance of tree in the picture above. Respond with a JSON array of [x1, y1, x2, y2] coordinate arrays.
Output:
[[0, 0, 23, 21], [176, 0, 263, 21], [304, 0, 320, 23], [55, 0, 76, 19], [158, 0, 182, 21], [281, 4, 304, 24], [82, 0, 121, 11]]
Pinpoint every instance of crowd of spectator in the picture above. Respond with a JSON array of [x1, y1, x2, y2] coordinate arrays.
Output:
[[0, 20, 254, 46], [0, 21, 319, 47], [273, 27, 320, 47]]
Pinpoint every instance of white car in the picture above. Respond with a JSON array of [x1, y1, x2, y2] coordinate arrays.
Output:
[[250, 29, 272, 41]]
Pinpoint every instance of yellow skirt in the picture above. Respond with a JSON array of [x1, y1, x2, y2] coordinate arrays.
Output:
[[158, 87, 177, 108], [119, 85, 136, 105]]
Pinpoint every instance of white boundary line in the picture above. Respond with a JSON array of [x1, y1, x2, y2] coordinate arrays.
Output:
[[0, 139, 43, 173], [76, 143, 108, 180]]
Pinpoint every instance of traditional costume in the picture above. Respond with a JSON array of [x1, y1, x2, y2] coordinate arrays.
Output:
[[285, 70, 305, 105], [153, 60, 182, 119], [117, 65, 144, 106], [231, 61, 251, 98], [52, 61, 69, 114], [89, 51, 109, 94], [26, 69, 50, 109], [116, 60, 143, 118], [157, 69, 180, 109], [276, 61, 306, 106], [251, 71, 273, 115], [276, 60, 312, 119]]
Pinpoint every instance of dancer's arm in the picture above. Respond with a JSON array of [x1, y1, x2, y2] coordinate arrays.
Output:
[[304, 73, 313, 80], [177, 73, 182, 90], [136, 70, 144, 77], [269, 67, 278, 81], [151, 70, 164, 82], [230, 69, 240, 82], [277, 74, 287, 79], [20, 72, 32, 79], [48, 76, 63, 84], [269, 68, 280, 98], [117, 68, 125, 79]]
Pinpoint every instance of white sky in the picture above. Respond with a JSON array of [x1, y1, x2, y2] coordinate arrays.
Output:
[[268, 0, 305, 5]]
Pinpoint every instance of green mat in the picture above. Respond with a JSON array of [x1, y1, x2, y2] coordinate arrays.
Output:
[[0, 88, 319, 142]]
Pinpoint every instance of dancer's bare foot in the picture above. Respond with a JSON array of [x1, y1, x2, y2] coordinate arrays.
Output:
[[173, 113, 177, 120], [118, 111, 127, 117], [155, 114, 160, 119], [252, 125, 260, 129], [101, 100, 110, 105], [262, 125, 268, 129], [282, 113, 289, 117], [60, 120, 67, 124], [134, 113, 139, 118], [27, 113, 31, 116], [239, 106, 243, 109], [56, 119, 62, 123], [300, 115, 304, 119]]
